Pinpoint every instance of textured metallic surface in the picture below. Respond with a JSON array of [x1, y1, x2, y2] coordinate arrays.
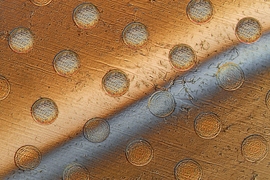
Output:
[[1, 0, 270, 179]]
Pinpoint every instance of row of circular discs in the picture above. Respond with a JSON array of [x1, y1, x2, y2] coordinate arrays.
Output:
[[7, 0, 262, 75], [14, 115, 268, 180], [4, 0, 263, 99], [26, 0, 263, 44]]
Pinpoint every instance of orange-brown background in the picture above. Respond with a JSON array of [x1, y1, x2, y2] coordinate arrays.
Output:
[[1, 0, 270, 179]]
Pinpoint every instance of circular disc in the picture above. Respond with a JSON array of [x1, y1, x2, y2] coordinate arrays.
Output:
[[235, 17, 262, 44], [14, 145, 42, 171], [0, 75, 10, 100], [83, 117, 110, 143], [122, 22, 149, 48], [102, 69, 129, 97], [148, 90, 175, 118], [73, 3, 100, 29], [125, 139, 153, 166], [194, 112, 221, 139], [186, 0, 213, 24], [241, 134, 268, 162], [63, 163, 90, 180], [31, 98, 59, 125], [175, 159, 203, 180], [30, 0, 52, 6], [169, 44, 196, 71], [216, 62, 244, 91], [9, 27, 34, 53], [53, 50, 80, 76]]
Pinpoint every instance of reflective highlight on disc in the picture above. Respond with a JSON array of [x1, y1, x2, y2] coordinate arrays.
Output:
[[30, 0, 52, 6], [148, 91, 175, 118], [102, 69, 129, 97], [31, 98, 58, 125], [0, 75, 10, 100], [73, 3, 100, 29], [186, 0, 213, 24], [216, 62, 244, 91], [14, 145, 42, 171], [169, 44, 196, 71], [122, 22, 149, 48], [9, 27, 34, 53], [241, 134, 268, 162], [83, 117, 110, 143], [235, 17, 262, 44], [53, 50, 80, 76], [174, 159, 202, 180], [194, 112, 221, 139], [63, 163, 90, 180], [125, 139, 153, 166]]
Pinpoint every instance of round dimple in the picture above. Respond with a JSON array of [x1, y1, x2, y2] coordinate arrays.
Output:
[[169, 44, 196, 71], [0, 75, 10, 100], [102, 69, 129, 97], [14, 145, 42, 171], [235, 17, 262, 44], [148, 91, 175, 118], [9, 27, 34, 53], [216, 62, 244, 91], [30, 0, 52, 6], [53, 50, 80, 76], [241, 134, 268, 162], [73, 3, 100, 29], [174, 159, 203, 180], [265, 90, 270, 109], [31, 98, 58, 125], [83, 118, 110, 143], [63, 163, 90, 180], [186, 0, 213, 24], [194, 112, 221, 139], [125, 139, 153, 166], [122, 22, 149, 48]]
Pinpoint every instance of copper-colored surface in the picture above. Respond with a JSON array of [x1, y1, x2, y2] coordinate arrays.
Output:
[[1, 0, 270, 179]]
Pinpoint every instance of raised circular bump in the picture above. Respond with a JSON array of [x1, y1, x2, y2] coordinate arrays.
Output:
[[216, 62, 244, 91], [63, 163, 90, 180], [235, 17, 262, 44], [241, 134, 268, 162], [0, 75, 10, 100], [9, 27, 34, 53], [194, 112, 221, 139], [83, 117, 110, 143], [125, 139, 153, 167], [148, 90, 175, 118], [174, 159, 203, 180], [73, 3, 100, 29], [122, 22, 149, 48], [102, 69, 130, 97], [53, 50, 80, 76], [169, 44, 196, 71], [30, 0, 52, 6], [186, 0, 213, 24], [14, 145, 42, 171], [31, 98, 58, 125]]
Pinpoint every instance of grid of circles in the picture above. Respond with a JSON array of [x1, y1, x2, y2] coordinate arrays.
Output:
[[4, 0, 266, 179]]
